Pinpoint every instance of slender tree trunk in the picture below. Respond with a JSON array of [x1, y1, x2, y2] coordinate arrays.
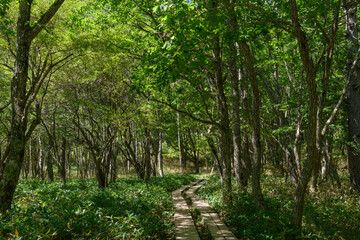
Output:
[[29, 140, 33, 178], [158, 130, 164, 177], [39, 137, 45, 180], [46, 150, 54, 182], [345, 0, 360, 192], [177, 111, 183, 173], [84, 150, 88, 178], [23, 149, 30, 179], [152, 130, 159, 177], [110, 142, 118, 183], [213, 34, 232, 206], [67, 151, 71, 179], [227, 1, 244, 189], [240, 75, 251, 185], [293, 118, 302, 179], [290, 0, 320, 230], [320, 138, 341, 188], [78, 147, 83, 179], [75, 148, 79, 178], [239, 41, 264, 209], [206, 130, 223, 181], [59, 137, 66, 186], [144, 128, 151, 182], [194, 151, 199, 174]]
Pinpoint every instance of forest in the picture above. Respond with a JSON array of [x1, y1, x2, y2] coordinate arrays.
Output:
[[0, 0, 360, 239]]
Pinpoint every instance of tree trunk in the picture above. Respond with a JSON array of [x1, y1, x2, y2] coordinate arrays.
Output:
[[290, 0, 320, 230], [206, 131, 223, 181], [0, 0, 65, 214], [177, 111, 183, 173], [29, 140, 34, 178], [152, 129, 159, 177], [96, 158, 107, 188], [144, 128, 151, 182], [285, 149, 299, 184], [194, 151, 199, 174], [59, 137, 66, 186], [46, 150, 54, 182], [158, 130, 164, 177], [345, 0, 360, 192], [110, 142, 118, 183], [239, 41, 264, 209], [84, 150, 89, 178], [38, 137, 45, 180], [241, 77, 251, 186], [0, 1, 33, 213], [213, 34, 232, 206], [227, 1, 244, 189]]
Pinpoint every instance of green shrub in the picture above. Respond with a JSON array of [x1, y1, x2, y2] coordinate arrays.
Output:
[[196, 174, 360, 240], [0, 173, 196, 239]]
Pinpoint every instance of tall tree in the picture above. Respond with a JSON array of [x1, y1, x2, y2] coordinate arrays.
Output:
[[289, 0, 319, 229], [225, 0, 248, 189], [239, 41, 265, 209], [345, 0, 360, 192], [0, 0, 65, 214]]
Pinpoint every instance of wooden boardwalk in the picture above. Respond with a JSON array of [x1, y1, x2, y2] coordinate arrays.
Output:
[[172, 180, 202, 240], [172, 179, 237, 240]]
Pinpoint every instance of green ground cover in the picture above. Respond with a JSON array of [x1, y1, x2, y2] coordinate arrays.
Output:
[[0, 174, 196, 239], [196, 174, 360, 240]]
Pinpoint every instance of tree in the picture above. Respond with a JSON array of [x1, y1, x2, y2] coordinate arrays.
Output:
[[345, 0, 360, 192], [0, 0, 65, 214], [289, 0, 341, 230]]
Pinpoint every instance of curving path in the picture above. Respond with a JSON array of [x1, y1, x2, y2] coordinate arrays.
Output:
[[172, 179, 237, 240]]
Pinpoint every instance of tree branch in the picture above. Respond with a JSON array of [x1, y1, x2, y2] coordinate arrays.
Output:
[[0, 102, 10, 114], [151, 97, 219, 127], [28, 0, 65, 42], [321, 47, 360, 136]]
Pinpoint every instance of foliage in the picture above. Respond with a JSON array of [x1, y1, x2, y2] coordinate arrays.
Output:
[[0, 0, 358, 236], [0, 174, 196, 239], [197, 174, 360, 239]]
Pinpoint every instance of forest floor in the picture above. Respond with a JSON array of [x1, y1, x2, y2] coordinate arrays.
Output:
[[0, 174, 197, 239], [0, 166, 359, 239], [197, 169, 360, 239]]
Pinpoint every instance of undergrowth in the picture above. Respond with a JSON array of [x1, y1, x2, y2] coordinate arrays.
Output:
[[0, 173, 196, 240], [196, 174, 360, 239]]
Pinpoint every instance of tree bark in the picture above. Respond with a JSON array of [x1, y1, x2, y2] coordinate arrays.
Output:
[[95, 156, 107, 188], [207, 0, 232, 207], [0, 0, 32, 214], [240, 74, 252, 186], [290, 0, 320, 230], [238, 41, 264, 209], [345, 0, 360, 192], [177, 111, 183, 173], [59, 137, 66, 186], [152, 129, 159, 177], [226, 0, 245, 189], [38, 137, 45, 180], [213, 37, 232, 206], [158, 130, 164, 177], [0, 0, 65, 214], [144, 128, 151, 183], [46, 149, 54, 182]]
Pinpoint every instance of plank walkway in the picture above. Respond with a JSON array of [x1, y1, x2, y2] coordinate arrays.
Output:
[[172, 180, 202, 240], [172, 179, 238, 240]]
